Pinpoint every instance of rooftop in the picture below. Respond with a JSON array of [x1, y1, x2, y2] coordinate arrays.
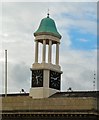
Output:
[[1, 91, 99, 98], [0, 91, 99, 115]]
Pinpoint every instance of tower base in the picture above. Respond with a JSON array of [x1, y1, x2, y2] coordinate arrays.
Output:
[[29, 88, 59, 99]]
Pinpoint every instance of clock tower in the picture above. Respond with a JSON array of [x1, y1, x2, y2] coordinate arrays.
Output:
[[29, 13, 62, 98]]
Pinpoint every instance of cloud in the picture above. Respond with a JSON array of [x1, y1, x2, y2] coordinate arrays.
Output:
[[1, 61, 30, 93], [78, 38, 89, 42], [51, 3, 97, 35], [1, 2, 97, 93], [62, 69, 93, 91], [60, 49, 97, 91]]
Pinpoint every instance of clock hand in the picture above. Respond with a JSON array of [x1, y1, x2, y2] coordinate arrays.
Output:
[[36, 76, 39, 84], [36, 75, 41, 78]]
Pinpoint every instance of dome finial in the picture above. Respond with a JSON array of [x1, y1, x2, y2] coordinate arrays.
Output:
[[47, 9, 50, 18]]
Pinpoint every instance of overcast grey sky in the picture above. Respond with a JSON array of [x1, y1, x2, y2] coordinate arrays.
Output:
[[0, 1, 98, 94]]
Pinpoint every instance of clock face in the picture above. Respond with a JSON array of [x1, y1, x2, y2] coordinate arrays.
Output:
[[32, 70, 43, 87], [49, 70, 61, 90]]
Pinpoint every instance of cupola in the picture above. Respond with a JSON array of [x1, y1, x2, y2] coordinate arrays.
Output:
[[34, 15, 61, 39]]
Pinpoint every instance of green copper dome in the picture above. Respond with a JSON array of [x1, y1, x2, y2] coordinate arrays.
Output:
[[34, 16, 61, 39]]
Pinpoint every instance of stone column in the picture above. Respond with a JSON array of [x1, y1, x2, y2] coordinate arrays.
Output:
[[56, 43, 59, 65], [35, 41, 38, 63], [42, 40, 46, 63], [48, 40, 52, 63]]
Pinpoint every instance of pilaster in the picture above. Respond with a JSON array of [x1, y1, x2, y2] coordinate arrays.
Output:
[[42, 40, 46, 63], [48, 40, 52, 63], [56, 43, 59, 65], [35, 41, 38, 63]]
